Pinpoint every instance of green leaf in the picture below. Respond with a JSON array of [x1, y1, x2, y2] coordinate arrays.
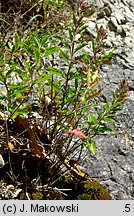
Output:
[[45, 67, 62, 76], [53, 82, 61, 92], [23, 60, 34, 76], [12, 108, 29, 118], [5, 70, 13, 78], [74, 43, 86, 53], [87, 114, 97, 124], [86, 140, 96, 154], [83, 52, 90, 65], [75, 54, 85, 61], [60, 50, 69, 63], [0, 65, 5, 73], [33, 46, 40, 65], [77, 24, 87, 34], [103, 117, 115, 123], [0, 95, 6, 101], [64, 42, 71, 52], [8, 84, 19, 89], [7, 41, 13, 51], [33, 74, 51, 84], [69, 28, 73, 41], [73, 13, 77, 26], [40, 35, 50, 46], [112, 92, 116, 105], [111, 107, 122, 114], [113, 100, 123, 108], [91, 103, 100, 108], [10, 85, 29, 97], [23, 43, 33, 55], [9, 67, 28, 80], [98, 123, 113, 133], [32, 34, 40, 48], [105, 99, 110, 112], [75, 78, 78, 91], [44, 46, 59, 56], [25, 14, 43, 29]]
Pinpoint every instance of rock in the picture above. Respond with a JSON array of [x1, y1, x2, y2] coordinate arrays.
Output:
[[97, 2, 112, 18], [108, 16, 119, 31], [104, 6, 112, 17], [79, 0, 134, 200], [77, 180, 112, 200], [97, 10, 106, 19], [115, 12, 127, 24], [96, 18, 108, 30]]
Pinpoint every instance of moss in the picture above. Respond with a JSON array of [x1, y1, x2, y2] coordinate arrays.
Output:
[[45, 188, 64, 200], [31, 192, 43, 200], [59, 174, 73, 184], [77, 180, 111, 200], [57, 173, 111, 200], [19, 189, 63, 200]]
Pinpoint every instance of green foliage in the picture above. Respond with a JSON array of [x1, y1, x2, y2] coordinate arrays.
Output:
[[0, 0, 129, 164]]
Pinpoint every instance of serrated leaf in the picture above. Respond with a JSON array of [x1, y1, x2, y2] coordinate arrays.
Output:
[[87, 88, 103, 101]]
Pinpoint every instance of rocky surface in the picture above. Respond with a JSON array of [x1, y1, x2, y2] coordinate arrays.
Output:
[[80, 0, 134, 199]]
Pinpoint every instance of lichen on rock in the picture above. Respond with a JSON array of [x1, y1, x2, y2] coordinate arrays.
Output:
[[76, 180, 112, 200]]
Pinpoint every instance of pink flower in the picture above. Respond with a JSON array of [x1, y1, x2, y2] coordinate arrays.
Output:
[[68, 128, 87, 139]]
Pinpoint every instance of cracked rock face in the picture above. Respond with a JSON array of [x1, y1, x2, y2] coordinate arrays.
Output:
[[80, 0, 134, 199]]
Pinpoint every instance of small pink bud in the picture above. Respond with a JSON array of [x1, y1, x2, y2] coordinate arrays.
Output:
[[68, 128, 88, 139]]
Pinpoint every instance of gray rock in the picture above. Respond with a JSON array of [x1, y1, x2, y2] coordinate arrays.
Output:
[[79, 0, 134, 200], [108, 16, 119, 31]]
